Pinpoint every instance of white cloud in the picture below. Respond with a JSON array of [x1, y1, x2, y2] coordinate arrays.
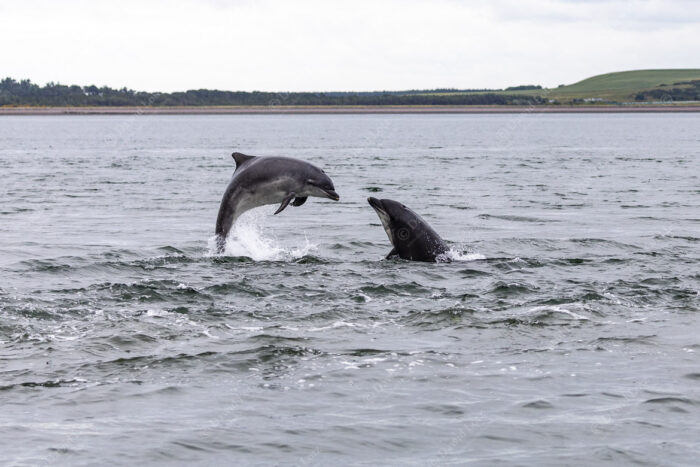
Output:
[[489, 0, 700, 25], [0, 0, 698, 91]]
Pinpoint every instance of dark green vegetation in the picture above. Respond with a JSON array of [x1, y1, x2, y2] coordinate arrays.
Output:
[[635, 80, 700, 102], [2, 70, 699, 107], [0, 78, 542, 107], [505, 85, 542, 91]]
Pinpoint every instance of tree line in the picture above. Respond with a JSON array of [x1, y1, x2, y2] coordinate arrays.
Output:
[[0, 78, 546, 107], [635, 80, 700, 102]]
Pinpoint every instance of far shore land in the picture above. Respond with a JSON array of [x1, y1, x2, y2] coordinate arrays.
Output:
[[1, 104, 700, 115]]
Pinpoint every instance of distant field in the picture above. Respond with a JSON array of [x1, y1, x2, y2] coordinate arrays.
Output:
[[548, 69, 700, 101], [420, 69, 700, 103]]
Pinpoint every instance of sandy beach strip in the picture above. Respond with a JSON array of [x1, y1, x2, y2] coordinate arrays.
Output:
[[1, 105, 700, 115]]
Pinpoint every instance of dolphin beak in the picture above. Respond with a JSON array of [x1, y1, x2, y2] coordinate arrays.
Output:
[[324, 189, 340, 201], [367, 197, 383, 212]]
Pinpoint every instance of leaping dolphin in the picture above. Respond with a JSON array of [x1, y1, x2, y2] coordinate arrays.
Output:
[[368, 197, 450, 262], [215, 152, 339, 252]]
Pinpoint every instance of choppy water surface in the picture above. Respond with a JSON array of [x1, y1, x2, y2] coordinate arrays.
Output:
[[1, 114, 699, 465]]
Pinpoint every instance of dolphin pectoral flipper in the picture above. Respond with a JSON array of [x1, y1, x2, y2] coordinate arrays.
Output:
[[274, 192, 296, 215], [292, 196, 307, 207]]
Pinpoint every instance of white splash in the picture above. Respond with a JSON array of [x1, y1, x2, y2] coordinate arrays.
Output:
[[308, 320, 362, 332], [446, 249, 486, 262], [526, 304, 590, 321], [146, 308, 170, 317], [208, 208, 317, 261]]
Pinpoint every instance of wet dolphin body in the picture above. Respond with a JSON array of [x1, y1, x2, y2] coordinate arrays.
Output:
[[368, 197, 450, 262], [215, 152, 339, 252]]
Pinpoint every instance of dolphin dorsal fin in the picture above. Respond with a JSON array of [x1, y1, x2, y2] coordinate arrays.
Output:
[[231, 152, 255, 169]]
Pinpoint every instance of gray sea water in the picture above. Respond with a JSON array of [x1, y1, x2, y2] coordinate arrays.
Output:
[[1, 113, 699, 466]]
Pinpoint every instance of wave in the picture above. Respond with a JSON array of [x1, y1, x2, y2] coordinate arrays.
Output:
[[477, 213, 558, 223], [0, 378, 88, 392]]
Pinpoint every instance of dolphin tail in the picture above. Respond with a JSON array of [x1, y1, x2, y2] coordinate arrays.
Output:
[[215, 202, 236, 254], [215, 234, 227, 254]]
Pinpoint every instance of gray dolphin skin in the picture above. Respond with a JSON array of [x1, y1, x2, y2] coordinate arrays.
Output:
[[368, 197, 450, 262], [215, 152, 339, 252]]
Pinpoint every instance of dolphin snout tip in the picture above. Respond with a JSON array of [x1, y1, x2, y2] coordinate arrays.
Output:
[[326, 190, 340, 201]]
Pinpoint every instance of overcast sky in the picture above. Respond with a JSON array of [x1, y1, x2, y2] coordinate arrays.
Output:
[[1, 0, 699, 92]]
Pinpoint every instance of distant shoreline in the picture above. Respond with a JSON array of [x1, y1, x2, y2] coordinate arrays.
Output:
[[1, 105, 700, 115]]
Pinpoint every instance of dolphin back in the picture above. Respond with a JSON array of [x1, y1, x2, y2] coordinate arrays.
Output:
[[404, 217, 450, 262]]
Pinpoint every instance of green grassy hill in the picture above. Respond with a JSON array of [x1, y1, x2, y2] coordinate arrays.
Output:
[[420, 69, 700, 103], [548, 69, 700, 101]]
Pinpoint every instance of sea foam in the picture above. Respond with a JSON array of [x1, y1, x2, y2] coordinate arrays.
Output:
[[208, 208, 317, 261]]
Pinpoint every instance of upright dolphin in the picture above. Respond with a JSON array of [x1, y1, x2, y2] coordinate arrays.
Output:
[[215, 152, 339, 252], [368, 197, 450, 262]]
